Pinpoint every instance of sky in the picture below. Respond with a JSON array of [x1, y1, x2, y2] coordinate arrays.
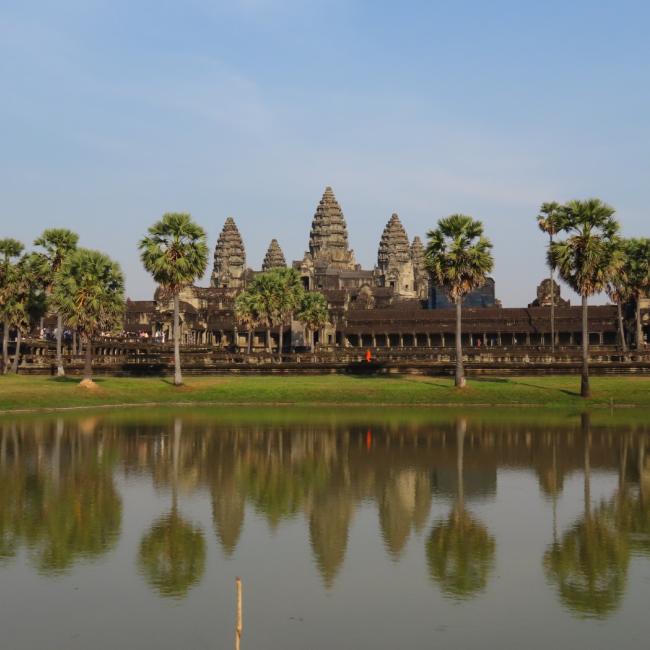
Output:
[[1, 0, 649, 306]]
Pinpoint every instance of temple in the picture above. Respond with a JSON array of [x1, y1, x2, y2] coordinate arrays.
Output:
[[124, 186, 647, 352]]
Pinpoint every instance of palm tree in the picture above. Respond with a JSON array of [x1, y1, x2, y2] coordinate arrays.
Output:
[[33, 229, 79, 376], [296, 291, 329, 352], [622, 238, 650, 350], [605, 242, 630, 353], [272, 267, 304, 358], [0, 239, 24, 373], [425, 215, 494, 388], [247, 272, 279, 352], [139, 213, 208, 386], [234, 290, 261, 353], [4, 254, 48, 373], [51, 249, 125, 383], [537, 202, 561, 353], [549, 199, 621, 398]]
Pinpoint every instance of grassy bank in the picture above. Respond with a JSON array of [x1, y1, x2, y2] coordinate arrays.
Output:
[[1, 374, 650, 412]]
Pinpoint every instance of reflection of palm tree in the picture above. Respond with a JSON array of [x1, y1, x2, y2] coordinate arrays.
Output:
[[426, 418, 495, 599], [543, 414, 629, 618], [138, 418, 206, 598], [138, 509, 206, 598]]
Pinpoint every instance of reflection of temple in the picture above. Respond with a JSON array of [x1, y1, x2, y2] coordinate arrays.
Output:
[[124, 186, 631, 350]]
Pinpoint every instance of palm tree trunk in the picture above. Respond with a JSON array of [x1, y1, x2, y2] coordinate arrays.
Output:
[[636, 297, 643, 350], [56, 312, 65, 376], [83, 337, 93, 381], [616, 301, 628, 353], [581, 294, 590, 398], [455, 298, 466, 388], [10, 329, 22, 373], [266, 327, 271, 352], [549, 233, 555, 354], [278, 323, 283, 361], [1, 319, 8, 374], [173, 292, 182, 386], [310, 328, 315, 353], [247, 329, 252, 353]]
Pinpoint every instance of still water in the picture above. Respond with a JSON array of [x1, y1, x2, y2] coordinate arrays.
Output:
[[1, 408, 649, 649]]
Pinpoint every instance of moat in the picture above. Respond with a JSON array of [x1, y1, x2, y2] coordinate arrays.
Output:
[[1, 409, 649, 649]]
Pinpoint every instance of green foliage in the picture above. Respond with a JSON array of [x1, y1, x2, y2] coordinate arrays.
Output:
[[51, 248, 125, 341], [0, 238, 24, 265], [537, 202, 562, 238], [427, 507, 496, 600], [138, 213, 208, 294], [246, 267, 306, 330], [234, 290, 263, 330], [137, 510, 206, 598], [549, 199, 621, 297], [296, 291, 329, 331], [425, 214, 494, 302], [33, 228, 79, 285], [622, 238, 650, 301]]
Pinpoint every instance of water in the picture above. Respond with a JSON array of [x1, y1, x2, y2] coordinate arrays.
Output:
[[1, 408, 649, 649]]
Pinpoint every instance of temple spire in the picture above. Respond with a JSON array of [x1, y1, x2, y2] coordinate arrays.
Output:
[[261, 239, 287, 271], [211, 217, 246, 289]]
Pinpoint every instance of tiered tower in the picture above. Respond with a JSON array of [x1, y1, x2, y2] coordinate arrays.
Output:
[[307, 187, 356, 270], [376, 214, 416, 298], [261, 239, 287, 271], [211, 217, 246, 289], [410, 236, 429, 301]]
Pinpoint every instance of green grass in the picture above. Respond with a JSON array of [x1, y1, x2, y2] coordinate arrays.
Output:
[[1, 374, 650, 412]]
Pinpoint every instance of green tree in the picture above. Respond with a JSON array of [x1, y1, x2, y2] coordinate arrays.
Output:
[[139, 213, 208, 385], [33, 229, 79, 376], [271, 267, 304, 357], [537, 202, 562, 353], [51, 249, 125, 383], [425, 215, 494, 388], [0, 238, 24, 373], [549, 199, 621, 397], [605, 242, 630, 353], [4, 254, 48, 373], [622, 238, 650, 350], [234, 290, 262, 353], [296, 291, 329, 351]]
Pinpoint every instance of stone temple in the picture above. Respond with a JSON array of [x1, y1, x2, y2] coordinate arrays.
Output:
[[126, 186, 624, 350]]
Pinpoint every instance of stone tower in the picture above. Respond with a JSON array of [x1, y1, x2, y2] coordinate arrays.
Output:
[[307, 186, 356, 270], [410, 236, 429, 301], [261, 239, 287, 271], [211, 217, 246, 289], [377, 214, 416, 298]]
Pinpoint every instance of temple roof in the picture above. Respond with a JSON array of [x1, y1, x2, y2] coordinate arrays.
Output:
[[261, 239, 287, 271], [378, 213, 411, 269], [410, 236, 426, 272]]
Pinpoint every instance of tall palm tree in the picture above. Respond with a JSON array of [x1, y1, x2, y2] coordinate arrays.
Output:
[[296, 291, 329, 351], [622, 238, 650, 350], [549, 199, 621, 398], [33, 229, 79, 376], [537, 202, 561, 353], [425, 215, 494, 388], [247, 272, 279, 352], [51, 248, 125, 383], [234, 290, 262, 353], [0, 239, 24, 373], [605, 241, 630, 353], [4, 253, 48, 373], [272, 267, 304, 358], [139, 213, 208, 386]]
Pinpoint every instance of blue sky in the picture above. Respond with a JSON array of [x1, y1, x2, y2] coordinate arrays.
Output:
[[2, 0, 648, 305]]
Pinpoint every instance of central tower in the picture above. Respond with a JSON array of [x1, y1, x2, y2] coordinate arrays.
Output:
[[307, 186, 356, 270]]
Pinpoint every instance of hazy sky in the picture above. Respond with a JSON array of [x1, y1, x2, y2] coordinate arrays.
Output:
[[2, 0, 648, 305]]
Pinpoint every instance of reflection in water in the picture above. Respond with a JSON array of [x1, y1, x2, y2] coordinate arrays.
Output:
[[1, 411, 649, 624], [137, 419, 206, 598], [543, 415, 629, 618], [426, 419, 495, 600]]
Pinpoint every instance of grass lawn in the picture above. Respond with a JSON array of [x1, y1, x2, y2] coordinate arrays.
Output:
[[0, 374, 649, 412]]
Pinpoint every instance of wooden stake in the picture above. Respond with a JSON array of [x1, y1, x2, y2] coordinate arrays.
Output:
[[235, 577, 243, 650]]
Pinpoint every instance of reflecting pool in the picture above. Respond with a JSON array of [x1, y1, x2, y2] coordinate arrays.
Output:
[[1, 408, 649, 649]]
